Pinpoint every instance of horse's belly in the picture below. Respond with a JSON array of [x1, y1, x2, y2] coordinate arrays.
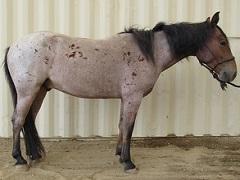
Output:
[[56, 81, 121, 98], [53, 80, 121, 98], [49, 63, 122, 98]]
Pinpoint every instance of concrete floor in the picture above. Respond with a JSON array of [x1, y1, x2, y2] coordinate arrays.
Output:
[[0, 137, 240, 180]]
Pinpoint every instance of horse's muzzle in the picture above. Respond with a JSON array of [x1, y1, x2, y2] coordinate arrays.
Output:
[[218, 70, 237, 82]]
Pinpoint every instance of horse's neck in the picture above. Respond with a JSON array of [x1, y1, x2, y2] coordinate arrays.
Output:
[[153, 31, 194, 73], [153, 31, 178, 73]]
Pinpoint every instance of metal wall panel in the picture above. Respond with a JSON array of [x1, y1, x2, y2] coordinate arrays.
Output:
[[0, 0, 240, 137]]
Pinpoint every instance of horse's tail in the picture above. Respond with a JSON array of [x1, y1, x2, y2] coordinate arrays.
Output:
[[4, 47, 45, 159], [3, 47, 17, 108], [23, 110, 45, 159]]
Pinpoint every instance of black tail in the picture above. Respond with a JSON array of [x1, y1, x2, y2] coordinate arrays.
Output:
[[3, 47, 17, 108], [4, 46, 45, 160], [23, 110, 45, 160]]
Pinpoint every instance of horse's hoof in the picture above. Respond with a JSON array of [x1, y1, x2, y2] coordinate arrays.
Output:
[[15, 157, 27, 165], [125, 167, 138, 174], [15, 164, 30, 171], [122, 160, 137, 172]]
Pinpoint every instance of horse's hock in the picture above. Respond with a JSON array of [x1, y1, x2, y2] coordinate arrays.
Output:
[[0, 137, 240, 180]]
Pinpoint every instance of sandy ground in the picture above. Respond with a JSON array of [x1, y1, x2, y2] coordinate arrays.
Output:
[[1, 137, 240, 180]]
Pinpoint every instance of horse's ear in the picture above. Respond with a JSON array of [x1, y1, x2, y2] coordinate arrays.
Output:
[[211, 12, 220, 26]]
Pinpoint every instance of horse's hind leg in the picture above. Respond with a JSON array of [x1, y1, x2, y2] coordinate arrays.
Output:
[[23, 86, 47, 162], [116, 101, 123, 156], [12, 93, 37, 165]]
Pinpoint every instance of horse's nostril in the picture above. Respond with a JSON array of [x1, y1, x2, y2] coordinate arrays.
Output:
[[222, 72, 227, 78], [219, 71, 229, 82]]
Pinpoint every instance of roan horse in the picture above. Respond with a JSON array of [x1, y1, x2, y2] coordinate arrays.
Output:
[[3, 12, 237, 172]]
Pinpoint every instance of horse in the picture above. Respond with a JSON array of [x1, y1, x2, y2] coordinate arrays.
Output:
[[3, 12, 237, 172]]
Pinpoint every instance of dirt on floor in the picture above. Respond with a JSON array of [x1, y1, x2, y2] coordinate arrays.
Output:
[[1, 137, 240, 180]]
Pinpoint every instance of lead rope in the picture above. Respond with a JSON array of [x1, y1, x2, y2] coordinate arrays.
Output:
[[225, 81, 240, 88]]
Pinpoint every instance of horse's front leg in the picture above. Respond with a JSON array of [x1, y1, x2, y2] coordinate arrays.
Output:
[[119, 94, 142, 172]]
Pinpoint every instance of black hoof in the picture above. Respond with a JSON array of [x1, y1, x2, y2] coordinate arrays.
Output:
[[15, 156, 27, 165], [122, 160, 136, 171]]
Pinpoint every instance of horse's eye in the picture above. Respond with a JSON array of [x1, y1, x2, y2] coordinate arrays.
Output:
[[220, 41, 227, 46]]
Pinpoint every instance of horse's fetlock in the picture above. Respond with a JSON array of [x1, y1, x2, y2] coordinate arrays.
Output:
[[12, 151, 20, 159]]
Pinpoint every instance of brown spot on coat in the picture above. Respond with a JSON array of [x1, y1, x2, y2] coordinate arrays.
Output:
[[127, 52, 131, 56], [83, 57, 88, 59], [44, 57, 49, 64], [94, 48, 99, 51], [132, 72, 137, 76], [69, 52, 76, 58], [123, 52, 127, 60], [138, 56, 144, 61], [25, 72, 34, 77], [34, 49, 38, 53], [70, 44, 75, 49]]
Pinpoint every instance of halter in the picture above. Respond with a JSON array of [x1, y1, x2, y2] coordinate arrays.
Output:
[[198, 45, 240, 89]]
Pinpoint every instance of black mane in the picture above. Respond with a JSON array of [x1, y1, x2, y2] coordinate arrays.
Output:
[[122, 21, 215, 62]]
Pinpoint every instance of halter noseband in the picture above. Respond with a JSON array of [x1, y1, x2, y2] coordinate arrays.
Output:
[[199, 57, 235, 80], [198, 45, 240, 89]]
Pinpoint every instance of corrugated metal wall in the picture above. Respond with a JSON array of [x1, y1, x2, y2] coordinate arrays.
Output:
[[0, 0, 240, 137]]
